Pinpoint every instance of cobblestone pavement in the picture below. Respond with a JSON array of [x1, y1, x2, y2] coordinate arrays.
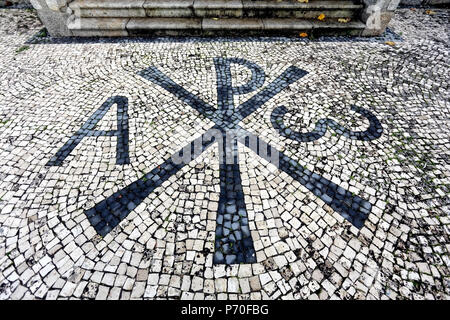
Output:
[[0, 7, 449, 300]]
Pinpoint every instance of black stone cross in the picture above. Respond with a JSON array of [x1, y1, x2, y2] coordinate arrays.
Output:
[[47, 58, 382, 265]]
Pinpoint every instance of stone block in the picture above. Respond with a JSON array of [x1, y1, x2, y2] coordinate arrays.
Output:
[[362, 11, 394, 36], [262, 18, 313, 30], [68, 17, 129, 30], [30, 0, 72, 36], [361, 0, 399, 36], [202, 17, 263, 30], [127, 17, 202, 30], [194, 0, 243, 18]]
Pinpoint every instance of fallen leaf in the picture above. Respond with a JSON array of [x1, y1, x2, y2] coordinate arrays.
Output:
[[425, 10, 435, 15], [299, 32, 308, 37], [212, 17, 219, 20], [318, 13, 325, 21], [338, 18, 351, 23], [297, 0, 308, 2], [385, 41, 395, 46]]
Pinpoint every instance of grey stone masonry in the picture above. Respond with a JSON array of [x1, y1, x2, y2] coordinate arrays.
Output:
[[30, 0, 73, 36], [29, 0, 402, 37], [361, 0, 401, 36]]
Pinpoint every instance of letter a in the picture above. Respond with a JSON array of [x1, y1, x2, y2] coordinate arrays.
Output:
[[46, 96, 130, 166]]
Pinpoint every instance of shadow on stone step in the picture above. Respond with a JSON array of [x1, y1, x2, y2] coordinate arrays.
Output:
[[25, 27, 403, 45]]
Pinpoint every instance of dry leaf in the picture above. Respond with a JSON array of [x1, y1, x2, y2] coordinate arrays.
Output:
[[385, 41, 395, 46], [425, 10, 436, 15], [212, 17, 219, 20], [299, 32, 308, 38], [297, 0, 308, 3], [318, 13, 325, 21], [338, 18, 351, 23]]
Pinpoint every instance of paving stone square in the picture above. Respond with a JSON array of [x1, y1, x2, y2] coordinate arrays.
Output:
[[0, 5, 449, 300]]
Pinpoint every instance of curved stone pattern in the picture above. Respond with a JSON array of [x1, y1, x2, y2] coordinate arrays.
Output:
[[214, 57, 266, 114], [1, 8, 449, 300], [239, 129, 372, 229], [84, 132, 216, 237], [271, 104, 383, 142], [78, 58, 306, 263], [134, 59, 308, 264], [48, 57, 379, 263], [46, 96, 130, 166], [215, 163, 256, 264]]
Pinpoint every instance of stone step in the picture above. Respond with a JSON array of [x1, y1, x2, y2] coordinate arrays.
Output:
[[69, 0, 363, 19], [68, 17, 366, 37]]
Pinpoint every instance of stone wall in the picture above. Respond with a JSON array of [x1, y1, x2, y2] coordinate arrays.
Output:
[[361, 0, 401, 36], [29, 0, 73, 36], [27, 0, 424, 38]]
